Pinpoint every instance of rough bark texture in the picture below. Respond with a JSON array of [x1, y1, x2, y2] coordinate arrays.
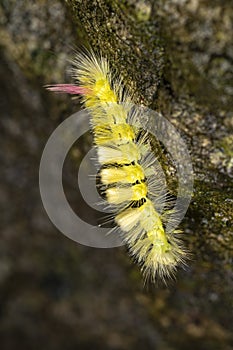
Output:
[[65, 1, 233, 268], [66, 0, 165, 106], [0, 1, 232, 350]]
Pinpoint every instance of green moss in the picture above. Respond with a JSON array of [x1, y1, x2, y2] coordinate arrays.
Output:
[[218, 135, 233, 157]]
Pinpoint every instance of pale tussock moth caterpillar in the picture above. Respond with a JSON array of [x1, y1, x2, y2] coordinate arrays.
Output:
[[46, 50, 187, 283]]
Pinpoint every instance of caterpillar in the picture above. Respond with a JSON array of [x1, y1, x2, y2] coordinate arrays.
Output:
[[46, 50, 186, 283]]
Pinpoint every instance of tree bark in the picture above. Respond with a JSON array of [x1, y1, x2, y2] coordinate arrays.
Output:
[[65, 0, 233, 267]]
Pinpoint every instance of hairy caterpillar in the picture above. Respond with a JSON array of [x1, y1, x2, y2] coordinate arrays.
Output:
[[46, 50, 186, 282]]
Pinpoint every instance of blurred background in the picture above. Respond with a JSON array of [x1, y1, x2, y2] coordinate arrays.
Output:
[[0, 1, 232, 349]]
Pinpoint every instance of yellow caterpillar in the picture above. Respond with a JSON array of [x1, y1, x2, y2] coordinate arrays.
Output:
[[47, 51, 186, 282]]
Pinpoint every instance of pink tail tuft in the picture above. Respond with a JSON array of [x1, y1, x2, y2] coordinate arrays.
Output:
[[45, 84, 90, 95]]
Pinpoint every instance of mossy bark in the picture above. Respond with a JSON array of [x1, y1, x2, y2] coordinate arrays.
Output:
[[65, 0, 233, 265]]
